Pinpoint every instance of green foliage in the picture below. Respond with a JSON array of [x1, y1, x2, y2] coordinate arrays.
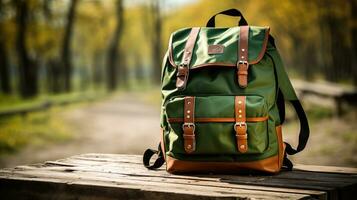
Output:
[[0, 89, 106, 112], [305, 106, 334, 121], [0, 109, 72, 154]]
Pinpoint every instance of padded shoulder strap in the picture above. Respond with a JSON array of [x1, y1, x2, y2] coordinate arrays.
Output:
[[267, 42, 310, 169]]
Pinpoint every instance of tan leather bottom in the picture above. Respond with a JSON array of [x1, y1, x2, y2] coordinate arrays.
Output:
[[166, 155, 280, 174], [165, 125, 285, 174]]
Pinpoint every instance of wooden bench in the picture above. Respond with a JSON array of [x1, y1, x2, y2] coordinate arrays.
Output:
[[292, 80, 357, 116], [0, 154, 356, 200]]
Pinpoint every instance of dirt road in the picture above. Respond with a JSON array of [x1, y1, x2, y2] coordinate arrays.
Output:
[[1, 93, 161, 167]]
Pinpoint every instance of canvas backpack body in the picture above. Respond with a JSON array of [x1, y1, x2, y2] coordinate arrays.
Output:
[[143, 9, 309, 174]]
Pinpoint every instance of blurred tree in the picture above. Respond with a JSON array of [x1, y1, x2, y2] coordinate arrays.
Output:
[[40, 0, 63, 93], [16, 0, 38, 98], [149, 0, 162, 84], [0, 0, 11, 94], [61, 0, 78, 92], [106, 0, 124, 91], [350, 0, 357, 85], [316, 0, 356, 84], [118, 49, 128, 88], [92, 49, 104, 87]]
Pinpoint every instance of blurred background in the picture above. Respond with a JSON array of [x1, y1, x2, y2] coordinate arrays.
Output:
[[0, 0, 356, 168]]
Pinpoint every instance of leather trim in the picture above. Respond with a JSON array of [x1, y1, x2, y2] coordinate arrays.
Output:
[[208, 44, 224, 54], [168, 27, 270, 68], [176, 27, 200, 90], [237, 26, 249, 88], [183, 96, 196, 153], [166, 155, 280, 174], [275, 125, 284, 169], [167, 116, 268, 123], [235, 96, 247, 153], [160, 128, 166, 160], [189, 63, 235, 69]]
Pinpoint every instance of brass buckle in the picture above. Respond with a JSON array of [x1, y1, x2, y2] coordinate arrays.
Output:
[[234, 122, 246, 131], [237, 60, 249, 68], [238, 60, 248, 65], [182, 123, 195, 132]]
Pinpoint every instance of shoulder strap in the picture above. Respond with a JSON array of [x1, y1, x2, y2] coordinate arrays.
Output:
[[267, 39, 310, 170], [176, 27, 200, 90], [143, 143, 165, 170]]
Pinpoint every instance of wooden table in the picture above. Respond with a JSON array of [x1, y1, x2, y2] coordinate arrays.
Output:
[[0, 154, 356, 200]]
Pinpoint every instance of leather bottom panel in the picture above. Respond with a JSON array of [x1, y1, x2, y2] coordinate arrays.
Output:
[[166, 154, 280, 174]]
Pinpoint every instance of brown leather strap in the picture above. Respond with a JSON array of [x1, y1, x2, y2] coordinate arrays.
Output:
[[235, 96, 248, 153], [168, 116, 268, 123], [237, 26, 249, 88], [183, 96, 196, 153], [176, 27, 200, 90]]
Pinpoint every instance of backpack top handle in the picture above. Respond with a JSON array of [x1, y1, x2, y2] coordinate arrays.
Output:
[[206, 8, 248, 27]]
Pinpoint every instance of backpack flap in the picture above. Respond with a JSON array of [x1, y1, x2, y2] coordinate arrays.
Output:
[[168, 26, 270, 89]]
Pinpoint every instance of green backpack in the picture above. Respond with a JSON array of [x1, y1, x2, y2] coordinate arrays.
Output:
[[143, 9, 309, 174]]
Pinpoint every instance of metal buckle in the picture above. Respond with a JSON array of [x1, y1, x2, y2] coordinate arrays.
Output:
[[177, 64, 189, 76], [182, 123, 195, 132], [234, 122, 246, 131], [238, 60, 248, 65]]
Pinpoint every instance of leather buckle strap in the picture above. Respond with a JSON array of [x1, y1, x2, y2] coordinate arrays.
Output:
[[176, 27, 200, 90], [177, 64, 189, 76], [183, 97, 196, 153], [235, 96, 248, 153], [237, 26, 249, 88], [176, 64, 189, 89]]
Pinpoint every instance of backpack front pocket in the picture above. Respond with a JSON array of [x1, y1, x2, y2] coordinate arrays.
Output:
[[164, 95, 269, 155]]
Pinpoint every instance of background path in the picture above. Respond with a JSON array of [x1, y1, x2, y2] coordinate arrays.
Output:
[[0, 93, 161, 167]]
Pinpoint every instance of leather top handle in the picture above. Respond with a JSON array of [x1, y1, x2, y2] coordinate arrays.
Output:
[[206, 9, 248, 27]]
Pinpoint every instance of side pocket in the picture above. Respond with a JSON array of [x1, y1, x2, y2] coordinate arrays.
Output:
[[275, 125, 284, 169]]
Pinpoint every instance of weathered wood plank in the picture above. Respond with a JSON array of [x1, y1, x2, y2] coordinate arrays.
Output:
[[45, 154, 357, 198], [294, 164, 357, 175], [0, 165, 327, 199], [0, 172, 314, 200], [45, 155, 357, 187], [1, 153, 356, 200]]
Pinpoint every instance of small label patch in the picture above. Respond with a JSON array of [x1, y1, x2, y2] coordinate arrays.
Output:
[[208, 44, 224, 54]]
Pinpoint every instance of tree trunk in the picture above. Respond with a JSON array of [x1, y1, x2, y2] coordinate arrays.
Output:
[[323, 0, 352, 82], [106, 0, 124, 91], [118, 49, 128, 88], [0, 38, 11, 94], [349, 0, 357, 86], [150, 0, 162, 84], [92, 50, 103, 87], [47, 59, 62, 93], [0, 2, 11, 94], [61, 0, 78, 92], [16, 0, 37, 98]]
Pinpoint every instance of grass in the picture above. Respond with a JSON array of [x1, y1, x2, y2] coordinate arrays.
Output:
[[0, 89, 109, 156], [0, 108, 73, 154], [0, 89, 107, 112], [283, 101, 357, 167]]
